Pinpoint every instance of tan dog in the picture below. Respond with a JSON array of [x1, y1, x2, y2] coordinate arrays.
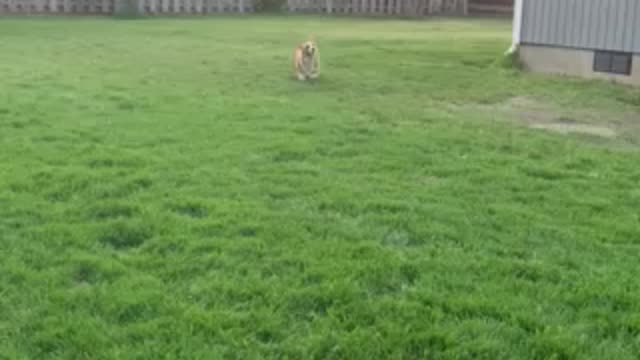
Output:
[[293, 37, 320, 81]]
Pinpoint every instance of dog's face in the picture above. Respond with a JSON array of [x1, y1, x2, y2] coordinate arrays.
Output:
[[302, 41, 317, 57]]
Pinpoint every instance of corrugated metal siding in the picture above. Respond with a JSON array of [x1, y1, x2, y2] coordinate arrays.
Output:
[[521, 0, 640, 53], [634, 1, 640, 51]]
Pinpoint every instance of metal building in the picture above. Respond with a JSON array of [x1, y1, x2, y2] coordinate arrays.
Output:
[[510, 0, 640, 85]]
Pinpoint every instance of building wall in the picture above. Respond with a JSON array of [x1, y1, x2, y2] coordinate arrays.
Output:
[[521, 0, 640, 54], [519, 44, 640, 86]]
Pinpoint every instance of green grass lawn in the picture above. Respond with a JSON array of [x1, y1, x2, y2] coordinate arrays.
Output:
[[1, 16, 640, 359]]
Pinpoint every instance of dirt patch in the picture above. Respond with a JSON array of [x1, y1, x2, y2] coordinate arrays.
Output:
[[478, 96, 640, 143], [502, 97, 615, 137], [529, 123, 616, 138]]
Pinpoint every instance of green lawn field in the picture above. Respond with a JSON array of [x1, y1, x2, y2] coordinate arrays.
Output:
[[1, 16, 639, 359]]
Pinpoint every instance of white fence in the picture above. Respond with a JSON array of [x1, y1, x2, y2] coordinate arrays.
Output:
[[138, 0, 254, 14], [1, 0, 468, 14], [0, 0, 114, 13], [288, 0, 467, 15], [0, 0, 253, 13]]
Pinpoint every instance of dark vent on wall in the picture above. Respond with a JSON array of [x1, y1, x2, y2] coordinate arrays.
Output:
[[594, 51, 633, 76]]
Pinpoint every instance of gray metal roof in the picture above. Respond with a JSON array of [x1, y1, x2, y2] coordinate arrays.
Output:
[[521, 0, 640, 53]]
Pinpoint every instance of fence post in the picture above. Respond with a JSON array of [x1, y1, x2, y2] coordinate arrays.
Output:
[[326, 0, 331, 13]]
